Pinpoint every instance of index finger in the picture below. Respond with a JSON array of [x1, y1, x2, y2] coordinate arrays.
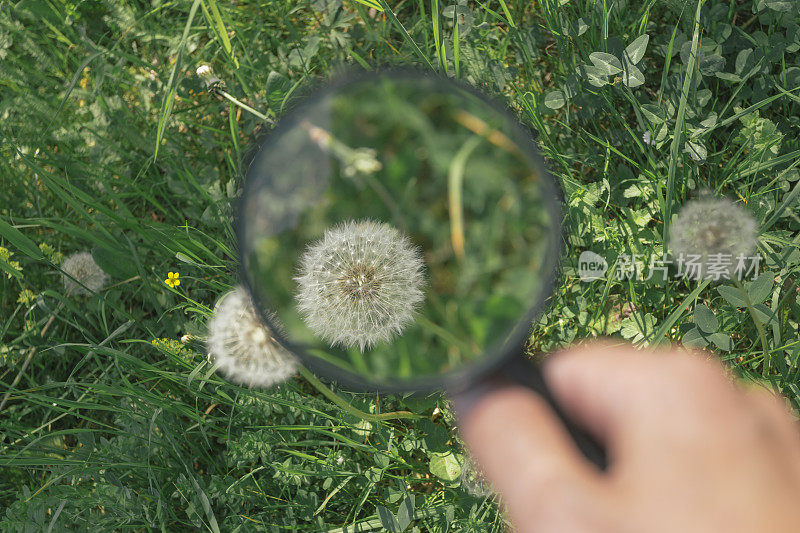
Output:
[[454, 384, 606, 531]]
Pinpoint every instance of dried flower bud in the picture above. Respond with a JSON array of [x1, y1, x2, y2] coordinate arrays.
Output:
[[341, 148, 382, 177], [195, 64, 223, 92]]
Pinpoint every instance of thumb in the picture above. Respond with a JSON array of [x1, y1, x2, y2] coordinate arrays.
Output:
[[454, 384, 604, 531]]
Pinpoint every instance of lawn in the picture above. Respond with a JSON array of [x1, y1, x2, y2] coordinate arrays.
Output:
[[2, 0, 800, 530]]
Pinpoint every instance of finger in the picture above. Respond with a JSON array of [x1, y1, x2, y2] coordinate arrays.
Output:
[[542, 340, 738, 448], [743, 385, 800, 450], [454, 385, 604, 531], [541, 340, 659, 442], [737, 385, 800, 482]]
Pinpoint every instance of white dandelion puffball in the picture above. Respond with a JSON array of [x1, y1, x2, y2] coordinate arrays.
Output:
[[295, 219, 426, 351], [207, 286, 298, 388], [669, 197, 758, 280], [62, 251, 107, 295]]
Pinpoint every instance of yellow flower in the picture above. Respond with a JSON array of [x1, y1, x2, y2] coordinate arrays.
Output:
[[165, 271, 180, 288], [17, 289, 35, 305]]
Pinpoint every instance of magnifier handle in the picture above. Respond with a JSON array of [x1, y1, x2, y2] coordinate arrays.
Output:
[[500, 353, 608, 470]]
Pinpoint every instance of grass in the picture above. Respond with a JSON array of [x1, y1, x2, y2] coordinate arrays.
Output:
[[2, 0, 800, 530]]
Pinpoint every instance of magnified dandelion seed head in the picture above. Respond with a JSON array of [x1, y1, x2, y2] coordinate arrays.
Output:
[[669, 197, 758, 279], [295, 219, 426, 351], [61, 251, 107, 295], [207, 286, 298, 388]]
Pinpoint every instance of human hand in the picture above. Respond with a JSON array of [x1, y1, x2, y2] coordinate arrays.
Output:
[[455, 341, 800, 532]]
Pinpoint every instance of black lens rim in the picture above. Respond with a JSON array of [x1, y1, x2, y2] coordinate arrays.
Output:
[[235, 66, 563, 395]]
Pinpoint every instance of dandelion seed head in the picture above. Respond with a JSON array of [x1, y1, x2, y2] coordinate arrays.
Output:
[[294, 219, 426, 351], [62, 251, 107, 295], [207, 286, 298, 388], [669, 197, 758, 280]]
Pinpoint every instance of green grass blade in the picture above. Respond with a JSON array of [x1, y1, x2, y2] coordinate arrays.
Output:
[[432, 0, 444, 72], [153, 0, 201, 161], [453, 12, 460, 77], [0, 217, 45, 261], [761, 171, 800, 234], [497, 0, 516, 27], [201, 0, 239, 68], [662, 0, 703, 249], [378, 0, 434, 69], [648, 279, 711, 345], [351, 0, 383, 10]]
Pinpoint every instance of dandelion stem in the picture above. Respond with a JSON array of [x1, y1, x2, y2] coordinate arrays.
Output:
[[734, 280, 771, 376], [297, 366, 425, 421], [217, 89, 273, 124]]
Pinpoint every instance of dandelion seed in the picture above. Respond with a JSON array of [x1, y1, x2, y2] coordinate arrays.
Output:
[[61, 251, 107, 295], [164, 271, 181, 288], [669, 197, 758, 280], [295, 219, 426, 351], [207, 286, 298, 388]]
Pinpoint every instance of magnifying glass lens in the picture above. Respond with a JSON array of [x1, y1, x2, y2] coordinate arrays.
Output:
[[239, 72, 558, 387]]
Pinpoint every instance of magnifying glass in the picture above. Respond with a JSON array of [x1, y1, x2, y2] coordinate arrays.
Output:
[[236, 68, 606, 469]]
